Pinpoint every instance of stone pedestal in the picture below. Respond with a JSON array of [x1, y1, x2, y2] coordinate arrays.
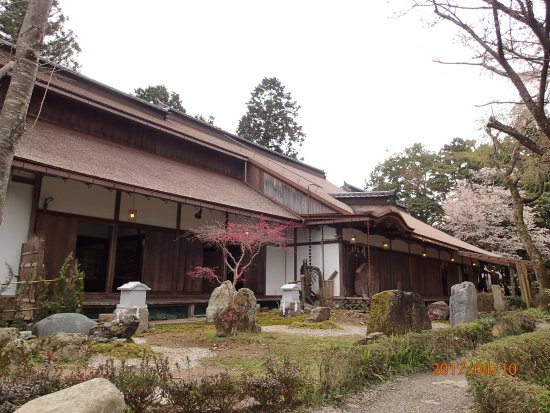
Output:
[[279, 284, 302, 316], [449, 281, 478, 326], [491, 285, 505, 311], [116, 282, 150, 332]]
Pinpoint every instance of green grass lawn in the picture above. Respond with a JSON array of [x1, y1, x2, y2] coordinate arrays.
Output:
[[143, 309, 357, 374]]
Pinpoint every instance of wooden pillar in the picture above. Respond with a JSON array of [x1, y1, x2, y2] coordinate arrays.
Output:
[[293, 227, 298, 280], [172, 203, 182, 295], [27, 174, 42, 237], [105, 190, 121, 293]]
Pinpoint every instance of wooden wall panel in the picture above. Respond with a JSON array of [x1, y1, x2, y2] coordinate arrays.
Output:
[[243, 247, 266, 295], [142, 230, 176, 292], [177, 238, 203, 293], [35, 212, 78, 279]]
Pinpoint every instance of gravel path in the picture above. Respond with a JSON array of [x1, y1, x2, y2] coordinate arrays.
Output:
[[262, 324, 365, 337], [303, 369, 473, 413]]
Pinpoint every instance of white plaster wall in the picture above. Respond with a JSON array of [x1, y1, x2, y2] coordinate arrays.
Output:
[[180, 205, 225, 230], [0, 182, 33, 295], [322, 243, 340, 296], [40, 177, 116, 219], [120, 192, 177, 228], [265, 246, 287, 295]]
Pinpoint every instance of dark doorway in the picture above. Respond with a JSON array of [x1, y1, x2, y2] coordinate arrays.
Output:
[[202, 246, 224, 294], [113, 226, 145, 291], [75, 222, 111, 292]]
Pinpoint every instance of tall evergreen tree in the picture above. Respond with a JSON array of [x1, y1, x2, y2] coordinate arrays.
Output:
[[134, 85, 185, 113], [0, 0, 80, 70], [237, 77, 305, 159]]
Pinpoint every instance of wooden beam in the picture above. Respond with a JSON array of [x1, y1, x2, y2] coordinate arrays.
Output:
[[105, 190, 121, 293], [28, 174, 42, 237], [172, 203, 182, 295]]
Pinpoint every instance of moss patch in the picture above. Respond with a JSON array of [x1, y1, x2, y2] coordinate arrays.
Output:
[[366, 290, 394, 333], [89, 341, 156, 360], [257, 309, 308, 326], [288, 320, 342, 330]]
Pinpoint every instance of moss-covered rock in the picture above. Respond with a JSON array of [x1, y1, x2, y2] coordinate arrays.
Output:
[[0, 328, 31, 374], [367, 290, 431, 335]]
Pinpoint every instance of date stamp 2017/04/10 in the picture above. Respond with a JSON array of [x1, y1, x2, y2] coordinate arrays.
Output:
[[432, 362, 517, 376]]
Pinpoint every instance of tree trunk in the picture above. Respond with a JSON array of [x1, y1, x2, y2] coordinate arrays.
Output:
[[506, 178, 549, 289], [0, 0, 53, 224]]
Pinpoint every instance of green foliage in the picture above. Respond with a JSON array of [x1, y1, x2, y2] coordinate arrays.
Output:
[[36, 253, 84, 321], [535, 288, 550, 311], [237, 77, 305, 159], [366, 143, 451, 225], [504, 294, 526, 310], [198, 372, 245, 413], [318, 346, 365, 400], [109, 356, 172, 413], [0, 0, 81, 69], [0, 360, 66, 412], [477, 292, 494, 312], [360, 319, 494, 382], [493, 311, 538, 337], [468, 330, 550, 413], [133, 85, 185, 112]]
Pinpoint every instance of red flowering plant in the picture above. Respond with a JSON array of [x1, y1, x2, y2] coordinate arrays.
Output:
[[186, 217, 293, 287]]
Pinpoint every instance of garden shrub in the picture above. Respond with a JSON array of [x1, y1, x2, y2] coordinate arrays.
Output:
[[504, 294, 526, 310], [164, 379, 206, 413], [317, 347, 365, 400], [244, 357, 309, 408], [467, 330, 550, 413], [108, 356, 171, 413], [0, 360, 65, 412], [359, 319, 494, 382], [534, 289, 550, 312], [35, 253, 85, 322], [492, 311, 538, 337], [477, 292, 494, 312], [199, 372, 245, 413]]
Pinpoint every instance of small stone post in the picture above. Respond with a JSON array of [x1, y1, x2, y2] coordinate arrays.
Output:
[[279, 283, 302, 316], [115, 282, 151, 332]]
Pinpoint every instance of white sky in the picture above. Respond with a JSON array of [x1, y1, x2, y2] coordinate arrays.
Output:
[[58, 0, 515, 188]]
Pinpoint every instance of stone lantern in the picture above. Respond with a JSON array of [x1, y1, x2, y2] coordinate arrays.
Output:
[[115, 281, 151, 332], [279, 283, 302, 316]]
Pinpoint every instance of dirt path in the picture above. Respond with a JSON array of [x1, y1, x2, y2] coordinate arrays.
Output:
[[304, 369, 473, 413]]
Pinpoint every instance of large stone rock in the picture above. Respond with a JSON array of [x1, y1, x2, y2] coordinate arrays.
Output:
[[206, 281, 235, 323], [305, 306, 330, 323], [0, 328, 31, 374], [367, 290, 431, 335], [89, 312, 139, 342], [32, 313, 97, 338], [214, 288, 261, 337], [15, 378, 126, 413], [450, 281, 478, 326], [427, 301, 450, 320], [32, 332, 90, 362], [355, 332, 386, 345], [491, 285, 506, 311], [114, 307, 149, 333]]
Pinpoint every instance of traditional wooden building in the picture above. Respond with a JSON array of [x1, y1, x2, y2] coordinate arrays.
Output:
[[0, 42, 522, 315]]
